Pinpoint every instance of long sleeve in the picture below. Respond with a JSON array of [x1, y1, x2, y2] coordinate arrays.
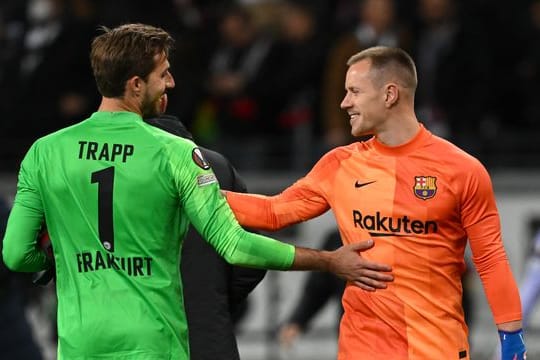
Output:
[[462, 161, 521, 324], [224, 152, 340, 231], [2, 144, 50, 272]]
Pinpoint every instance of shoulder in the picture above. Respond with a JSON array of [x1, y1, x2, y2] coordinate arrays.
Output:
[[429, 135, 484, 169], [427, 135, 490, 184], [319, 142, 359, 163], [198, 148, 246, 191], [307, 143, 360, 178]]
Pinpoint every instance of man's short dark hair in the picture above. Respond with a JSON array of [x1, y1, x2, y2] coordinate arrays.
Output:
[[347, 46, 417, 91], [90, 23, 174, 98]]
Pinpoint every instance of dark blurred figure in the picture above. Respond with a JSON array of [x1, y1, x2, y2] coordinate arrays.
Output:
[[411, 0, 494, 158], [494, 0, 540, 167], [413, 0, 458, 138], [0, 0, 100, 171], [145, 114, 266, 360], [515, 0, 540, 130], [0, 197, 43, 359], [278, 231, 345, 349], [196, 4, 274, 151], [165, 1, 233, 139], [258, 0, 329, 170], [321, 0, 411, 149]]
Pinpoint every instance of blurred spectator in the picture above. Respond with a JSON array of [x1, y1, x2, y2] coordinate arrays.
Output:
[[166, 1, 232, 135], [0, 0, 100, 170], [195, 4, 275, 166], [495, 0, 540, 165], [411, 0, 494, 157], [413, 0, 458, 138], [0, 197, 44, 359], [258, 0, 329, 170], [514, 0, 540, 128], [321, 0, 411, 149]]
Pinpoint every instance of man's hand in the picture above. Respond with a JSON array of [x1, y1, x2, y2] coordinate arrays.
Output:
[[328, 240, 393, 291], [291, 239, 393, 291]]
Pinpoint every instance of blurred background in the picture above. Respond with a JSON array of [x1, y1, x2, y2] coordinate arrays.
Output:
[[1, 0, 540, 359]]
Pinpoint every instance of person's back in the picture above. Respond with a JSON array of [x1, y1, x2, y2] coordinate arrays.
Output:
[[24, 113, 207, 358]]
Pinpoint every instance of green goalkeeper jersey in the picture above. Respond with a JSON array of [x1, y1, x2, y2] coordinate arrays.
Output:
[[2, 111, 295, 360]]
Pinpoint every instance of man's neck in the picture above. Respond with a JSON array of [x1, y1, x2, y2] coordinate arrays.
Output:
[[375, 114, 421, 147], [97, 97, 142, 115]]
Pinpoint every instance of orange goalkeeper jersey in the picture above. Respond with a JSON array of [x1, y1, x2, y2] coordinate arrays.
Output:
[[225, 125, 522, 359]]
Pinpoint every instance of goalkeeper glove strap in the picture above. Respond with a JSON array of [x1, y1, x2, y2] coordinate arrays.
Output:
[[499, 328, 526, 360]]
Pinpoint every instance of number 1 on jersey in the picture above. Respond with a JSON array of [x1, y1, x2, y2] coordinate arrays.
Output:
[[91, 166, 115, 252]]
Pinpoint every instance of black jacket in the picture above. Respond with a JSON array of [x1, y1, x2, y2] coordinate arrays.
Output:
[[286, 231, 344, 333], [145, 115, 266, 360]]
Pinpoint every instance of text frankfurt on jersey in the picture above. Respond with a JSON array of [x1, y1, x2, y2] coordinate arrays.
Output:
[[352, 210, 438, 236], [76, 251, 153, 276]]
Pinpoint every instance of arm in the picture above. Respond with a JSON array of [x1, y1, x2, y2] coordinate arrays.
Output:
[[224, 188, 329, 231], [224, 152, 338, 231], [291, 241, 392, 291], [171, 143, 392, 288], [461, 161, 525, 358], [2, 143, 51, 272]]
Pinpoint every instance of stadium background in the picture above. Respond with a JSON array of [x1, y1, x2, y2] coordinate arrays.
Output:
[[1, 0, 540, 359]]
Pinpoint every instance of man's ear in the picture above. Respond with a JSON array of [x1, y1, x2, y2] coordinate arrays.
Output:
[[126, 76, 143, 97], [384, 83, 399, 108]]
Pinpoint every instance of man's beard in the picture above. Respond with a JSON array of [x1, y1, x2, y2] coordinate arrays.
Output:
[[141, 93, 164, 118]]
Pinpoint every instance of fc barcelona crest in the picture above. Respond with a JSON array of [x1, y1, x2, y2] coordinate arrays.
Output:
[[413, 176, 437, 200]]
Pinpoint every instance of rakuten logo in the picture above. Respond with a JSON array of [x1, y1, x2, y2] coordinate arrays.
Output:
[[352, 210, 438, 236]]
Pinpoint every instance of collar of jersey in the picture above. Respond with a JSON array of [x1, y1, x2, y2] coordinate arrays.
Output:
[[88, 111, 144, 123], [370, 123, 432, 156]]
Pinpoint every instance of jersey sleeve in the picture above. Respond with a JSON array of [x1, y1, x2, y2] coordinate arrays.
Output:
[[168, 142, 295, 270], [224, 152, 335, 231], [461, 160, 522, 324], [2, 142, 51, 272]]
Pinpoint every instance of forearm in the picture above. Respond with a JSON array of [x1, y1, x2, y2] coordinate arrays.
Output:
[[290, 247, 332, 272], [468, 220, 522, 324], [220, 228, 295, 270], [3, 201, 49, 272], [474, 256, 522, 323]]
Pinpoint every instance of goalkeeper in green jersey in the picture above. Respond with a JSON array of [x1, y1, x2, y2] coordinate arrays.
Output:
[[2, 23, 393, 360]]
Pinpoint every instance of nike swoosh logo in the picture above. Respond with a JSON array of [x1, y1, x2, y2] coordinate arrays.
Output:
[[354, 180, 376, 188]]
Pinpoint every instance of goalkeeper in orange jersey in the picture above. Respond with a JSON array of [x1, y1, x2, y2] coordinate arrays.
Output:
[[224, 46, 526, 359]]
